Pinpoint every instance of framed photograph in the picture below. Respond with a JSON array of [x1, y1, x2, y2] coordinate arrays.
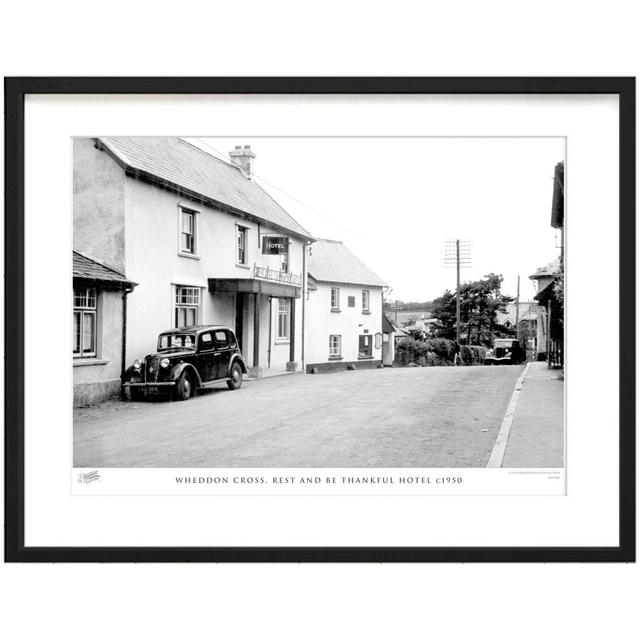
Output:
[[4, 77, 635, 562]]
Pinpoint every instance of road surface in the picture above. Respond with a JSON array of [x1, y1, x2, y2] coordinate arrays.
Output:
[[74, 365, 530, 468]]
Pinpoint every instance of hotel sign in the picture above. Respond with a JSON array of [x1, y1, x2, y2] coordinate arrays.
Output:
[[262, 236, 289, 255]]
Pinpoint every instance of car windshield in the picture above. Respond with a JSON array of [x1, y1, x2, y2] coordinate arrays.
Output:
[[158, 333, 196, 351], [494, 339, 516, 348]]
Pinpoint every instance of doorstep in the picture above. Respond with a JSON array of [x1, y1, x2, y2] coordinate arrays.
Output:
[[244, 367, 300, 381]]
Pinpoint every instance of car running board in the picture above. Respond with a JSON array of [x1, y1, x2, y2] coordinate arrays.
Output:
[[199, 378, 231, 389]]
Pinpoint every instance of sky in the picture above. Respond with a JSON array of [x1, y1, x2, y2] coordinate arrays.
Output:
[[189, 137, 564, 302]]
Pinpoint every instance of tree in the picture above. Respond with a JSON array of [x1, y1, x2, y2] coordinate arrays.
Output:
[[430, 273, 514, 345], [553, 269, 564, 307], [401, 313, 419, 327]]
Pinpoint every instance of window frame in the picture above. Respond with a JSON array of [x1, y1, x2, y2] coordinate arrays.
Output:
[[276, 298, 290, 342], [281, 243, 289, 273], [73, 286, 98, 358], [198, 331, 215, 352], [329, 334, 342, 358], [178, 205, 199, 257], [236, 224, 249, 266], [174, 285, 201, 328], [362, 289, 370, 312], [330, 287, 340, 311], [213, 330, 229, 350]]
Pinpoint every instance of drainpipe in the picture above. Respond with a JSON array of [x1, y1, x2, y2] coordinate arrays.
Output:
[[267, 296, 273, 369], [120, 285, 133, 398], [301, 241, 310, 373]]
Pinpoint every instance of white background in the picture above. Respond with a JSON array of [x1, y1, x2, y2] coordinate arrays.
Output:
[[1, 2, 638, 639], [25, 94, 608, 547]]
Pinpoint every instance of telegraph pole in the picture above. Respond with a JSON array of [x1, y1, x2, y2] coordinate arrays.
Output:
[[515, 275, 520, 341], [456, 240, 461, 343], [445, 239, 472, 344]]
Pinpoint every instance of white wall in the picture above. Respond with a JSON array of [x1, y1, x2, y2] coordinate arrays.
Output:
[[122, 173, 305, 364], [72, 288, 123, 385], [73, 138, 125, 272], [306, 282, 383, 365]]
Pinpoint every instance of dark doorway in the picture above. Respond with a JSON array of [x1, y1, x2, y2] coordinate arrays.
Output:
[[235, 293, 245, 355]]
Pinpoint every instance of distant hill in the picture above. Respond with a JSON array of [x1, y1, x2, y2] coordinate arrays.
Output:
[[383, 300, 434, 313], [391, 309, 433, 325]]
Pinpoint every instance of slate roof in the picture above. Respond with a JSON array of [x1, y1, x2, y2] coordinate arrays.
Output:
[[383, 316, 409, 336], [97, 137, 313, 240], [530, 257, 561, 279], [308, 239, 386, 287], [382, 314, 395, 333], [73, 251, 135, 286]]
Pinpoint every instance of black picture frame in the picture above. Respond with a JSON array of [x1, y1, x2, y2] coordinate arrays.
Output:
[[4, 77, 635, 563]]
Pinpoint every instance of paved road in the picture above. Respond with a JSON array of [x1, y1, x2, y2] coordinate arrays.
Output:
[[74, 366, 522, 467], [74, 365, 524, 468]]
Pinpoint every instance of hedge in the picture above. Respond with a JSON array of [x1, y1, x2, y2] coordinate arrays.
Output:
[[395, 337, 487, 367]]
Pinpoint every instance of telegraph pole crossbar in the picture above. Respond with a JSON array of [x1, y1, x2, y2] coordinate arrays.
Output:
[[444, 239, 472, 344]]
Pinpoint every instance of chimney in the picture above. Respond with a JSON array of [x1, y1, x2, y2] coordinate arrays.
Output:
[[228, 145, 256, 179]]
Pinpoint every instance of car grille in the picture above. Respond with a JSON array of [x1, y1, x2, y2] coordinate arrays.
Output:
[[145, 356, 160, 382]]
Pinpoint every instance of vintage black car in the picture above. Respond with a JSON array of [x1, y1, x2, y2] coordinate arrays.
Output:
[[122, 325, 247, 401], [484, 338, 526, 365]]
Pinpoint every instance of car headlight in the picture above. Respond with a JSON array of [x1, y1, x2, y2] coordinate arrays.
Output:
[[160, 358, 170, 368], [133, 359, 142, 369]]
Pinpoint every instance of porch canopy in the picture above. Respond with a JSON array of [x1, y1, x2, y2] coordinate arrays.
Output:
[[208, 273, 300, 372], [208, 276, 301, 298]]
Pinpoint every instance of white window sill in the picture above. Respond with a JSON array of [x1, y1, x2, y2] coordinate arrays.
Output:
[[236, 263, 251, 269], [275, 339, 290, 345], [73, 358, 109, 367], [178, 252, 201, 260]]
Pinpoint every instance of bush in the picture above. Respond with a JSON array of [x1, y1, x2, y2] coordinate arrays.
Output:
[[395, 337, 417, 366], [425, 352, 450, 366], [460, 345, 487, 365], [424, 338, 456, 361], [396, 337, 486, 367]]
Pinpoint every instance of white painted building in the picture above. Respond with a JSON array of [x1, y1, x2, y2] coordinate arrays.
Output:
[[306, 240, 387, 372], [74, 137, 314, 379], [72, 251, 136, 406]]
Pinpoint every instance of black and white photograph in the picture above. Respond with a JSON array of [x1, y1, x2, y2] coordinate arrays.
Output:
[[6, 77, 632, 563], [2, 4, 638, 638], [72, 135, 565, 473]]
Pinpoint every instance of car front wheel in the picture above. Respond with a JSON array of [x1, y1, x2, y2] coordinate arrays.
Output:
[[227, 362, 243, 390], [175, 371, 194, 401]]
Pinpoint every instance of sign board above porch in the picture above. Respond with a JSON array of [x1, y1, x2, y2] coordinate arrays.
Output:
[[262, 236, 289, 255]]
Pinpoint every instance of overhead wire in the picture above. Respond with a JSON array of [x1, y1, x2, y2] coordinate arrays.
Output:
[[190, 138, 358, 237]]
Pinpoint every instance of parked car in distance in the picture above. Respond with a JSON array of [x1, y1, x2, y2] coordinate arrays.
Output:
[[484, 338, 525, 365], [122, 325, 247, 401]]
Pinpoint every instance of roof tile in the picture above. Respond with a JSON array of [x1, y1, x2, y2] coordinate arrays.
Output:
[[73, 251, 133, 285], [530, 257, 561, 279], [98, 137, 313, 240], [308, 239, 386, 287]]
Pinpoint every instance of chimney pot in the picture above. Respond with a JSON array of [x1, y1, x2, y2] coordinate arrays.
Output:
[[229, 144, 256, 179]]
